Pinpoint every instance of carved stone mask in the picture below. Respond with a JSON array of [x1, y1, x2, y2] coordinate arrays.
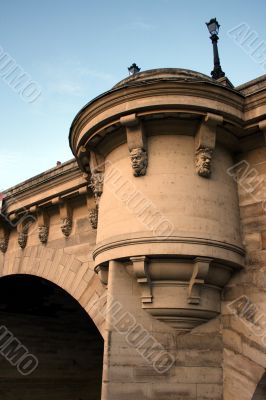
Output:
[[130, 148, 148, 177], [39, 225, 49, 244], [195, 148, 213, 178], [89, 207, 98, 230], [61, 217, 72, 237], [90, 172, 104, 199], [18, 232, 27, 249], [0, 235, 9, 253]]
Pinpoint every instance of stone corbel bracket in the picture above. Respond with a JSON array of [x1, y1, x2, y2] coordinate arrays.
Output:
[[187, 257, 212, 304], [0, 223, 10, 253], [88, 151, 105, 203], [17, 214, 35, 249], [59, 201, 73, 238], [120, 114, 148, 177], [259, 120, 266, 142], [195, 113, 223, 178], [95, 264, 109, 285], [131, 256, 152, 304], [77, 146, 90, 175], [88, 205, 98, 230], [36, 207, 50, 245]]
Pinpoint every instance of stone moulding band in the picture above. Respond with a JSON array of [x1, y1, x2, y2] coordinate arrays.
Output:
[[3, 160, 80, 202], [74, 104, 242, 154], [92, 236, 245, 261], [69, 78, 244, 152]]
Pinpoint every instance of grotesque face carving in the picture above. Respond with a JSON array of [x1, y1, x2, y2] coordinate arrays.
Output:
[[61, 217, 72, 237], [39, 225, 49, 244], [18, 232, 27, 249], [90, 172, 104, 199], [130, 148, 148, 177], [0, 236, 8, 253], [195, 148, 213, 178], [89, 207, 98, 230], [0, 230, 9, 253]]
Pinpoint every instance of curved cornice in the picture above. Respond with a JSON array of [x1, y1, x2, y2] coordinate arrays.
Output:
[[69, 75, 244, 156], [93, 235, 245, 267], [69, 69, 244, 155], [68, 69, 266, 157]]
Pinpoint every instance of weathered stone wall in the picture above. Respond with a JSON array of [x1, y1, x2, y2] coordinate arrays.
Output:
[[97, 136, 242, 252], [222, 147, 266, 400], [101, 260, 223, 400]]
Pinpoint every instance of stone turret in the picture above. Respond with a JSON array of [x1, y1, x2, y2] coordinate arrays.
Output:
[[69, 68, 246, 332]]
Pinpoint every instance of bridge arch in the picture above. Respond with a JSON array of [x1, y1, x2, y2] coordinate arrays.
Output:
[[0, 244, 106, 336], [0, 273, 104, 399]]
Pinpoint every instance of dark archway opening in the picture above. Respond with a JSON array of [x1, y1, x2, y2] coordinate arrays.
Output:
[[252, 372, 266, 400], [0, 274, 103, 400]]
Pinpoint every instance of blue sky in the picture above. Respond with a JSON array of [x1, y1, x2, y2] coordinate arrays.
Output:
[[1, 0, 266, 189]]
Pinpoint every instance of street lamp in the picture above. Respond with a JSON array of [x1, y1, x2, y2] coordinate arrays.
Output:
[[128, 63, 141, 75], [206, 18, 225, 80]]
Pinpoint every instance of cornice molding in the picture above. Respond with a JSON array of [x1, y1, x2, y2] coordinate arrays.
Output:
[[93, 235, 245, 261], [2, 160, 90, 217], [70, 80, 244, 156], [4, 159, 79, 200], [3, 182, 88, 218]]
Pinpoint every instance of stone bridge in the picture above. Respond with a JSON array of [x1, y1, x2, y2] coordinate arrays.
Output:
[[0, 68, 266, 399]]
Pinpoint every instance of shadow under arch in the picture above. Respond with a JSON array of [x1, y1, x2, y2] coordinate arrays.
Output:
[[0, 245, 107, 336], [252, 372, 266, 400], [0, 274, 103, 400]]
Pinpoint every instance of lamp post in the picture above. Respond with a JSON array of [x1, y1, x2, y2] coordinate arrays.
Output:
[[128, 63, 141, 76], [206, 18, 225, 80]]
